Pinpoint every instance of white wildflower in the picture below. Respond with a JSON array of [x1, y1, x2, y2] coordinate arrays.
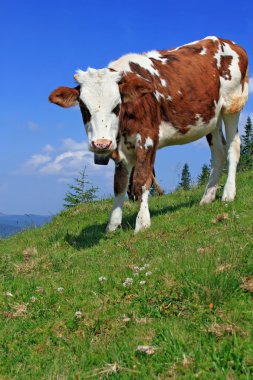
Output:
[[6, 291, 14, 297], [145, 271, 152, 276], [75, 311, 82, 318], [123, 278, 133, 287], [30, 296, 36, 303], [99, 276, 107, 283], [140, 281, 146, 285], [144, 264, 150, 269], [57, 287, 64, 293], [136, 345, 156, 355], [133, 272, 139, 277]]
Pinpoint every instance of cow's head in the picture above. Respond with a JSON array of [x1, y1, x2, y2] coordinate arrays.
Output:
[[49, 68, 154, 163], [49, 68, 122, 161]]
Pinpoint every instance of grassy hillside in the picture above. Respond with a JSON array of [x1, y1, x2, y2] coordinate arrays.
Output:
[[0, 170, 253, 379]]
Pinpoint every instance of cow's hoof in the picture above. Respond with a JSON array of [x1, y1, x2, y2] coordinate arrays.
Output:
[[200, 197, 214, 205], [134, 223, 151, 234], [222, 185, 236, 202], [106, 224, 120, 233]]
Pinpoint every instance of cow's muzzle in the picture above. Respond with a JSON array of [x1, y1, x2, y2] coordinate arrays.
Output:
[[92, 139, 112, 152]]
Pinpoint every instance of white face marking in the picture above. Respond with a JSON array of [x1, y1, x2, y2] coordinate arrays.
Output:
[[109, 53, 159, 76], [161, 79, 167, 87], [75, 68, 122, 151]]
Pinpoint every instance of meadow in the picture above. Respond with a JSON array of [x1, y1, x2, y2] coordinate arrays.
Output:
[[0, 170, 253, 379]]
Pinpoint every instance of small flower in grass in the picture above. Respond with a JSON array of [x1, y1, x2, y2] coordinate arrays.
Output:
[[30, 296, 36, 303], [133, 272, 139, 277], [74, 311, 82, 319], [209, 303, 214, 310], [140, 281, 146, 286], [6, 291, 14, 297], [144, 264, 150, 269], [57, 287, 64, 293], [145, 271, 152, 277], [133, 266, 140, 272], [99, 276, 107, 283], [123, 278, 133, 287], [139, 267, 145, 272]]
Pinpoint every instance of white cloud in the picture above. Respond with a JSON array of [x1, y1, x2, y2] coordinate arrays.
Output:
[[17, 138, 114, 185], [249, 77, 253, 94]]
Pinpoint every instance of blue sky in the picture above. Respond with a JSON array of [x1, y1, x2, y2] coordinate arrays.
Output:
[[1, 0, 252, 214]]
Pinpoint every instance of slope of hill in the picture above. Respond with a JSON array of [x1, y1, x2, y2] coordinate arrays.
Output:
[[0, 171, 253, 379]]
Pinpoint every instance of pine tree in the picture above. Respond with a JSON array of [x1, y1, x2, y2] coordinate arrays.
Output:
[[197, 163, 210, 186], [63, 167, 98, 208], [178, 163, 191, 190], [240, 116, 253, 170]]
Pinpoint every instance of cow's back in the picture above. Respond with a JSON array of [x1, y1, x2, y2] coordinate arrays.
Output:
[[110, 37, 248, 133]]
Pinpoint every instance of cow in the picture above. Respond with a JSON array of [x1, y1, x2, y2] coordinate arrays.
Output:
[[49, 36, 248, 233]]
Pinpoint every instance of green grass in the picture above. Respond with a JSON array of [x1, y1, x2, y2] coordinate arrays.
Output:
[[1, 170, 253, 379]]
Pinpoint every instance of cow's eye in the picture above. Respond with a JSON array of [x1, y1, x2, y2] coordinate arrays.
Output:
[[112, 104, 120, 116], [79, 101, 91, 123]]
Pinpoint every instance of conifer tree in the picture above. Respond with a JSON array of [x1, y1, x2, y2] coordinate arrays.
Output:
[[178, 163, 191, 190], [240, 116, 253, 170], [197, 163, 210, 186], [63, 167, 98, 208]]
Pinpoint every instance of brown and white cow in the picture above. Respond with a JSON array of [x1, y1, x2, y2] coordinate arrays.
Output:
[[49, 36, 248, 233]]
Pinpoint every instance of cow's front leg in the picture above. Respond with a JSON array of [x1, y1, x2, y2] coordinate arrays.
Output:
[[132, 144, 156, 233], [106, 162, 132, 232]]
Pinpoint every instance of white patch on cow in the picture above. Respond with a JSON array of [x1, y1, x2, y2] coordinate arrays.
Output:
[[177, 90, 182, 96], [144, 137, 154, 150], [167, 95, 172, 101], [135, 187, 150, 233], [145, 50, 164, 62], [154, 91, 164, 101], [136, 133, 142, 145], [204, 36, 219, 42], [217, 42, 248, 112], [75, 68, 122, 152], [106, 193, 126, 232], [200, 47, 207, 55], [109, 53, 159, 76], [161, 79, 167, 87], [169, 39, 200, 52]]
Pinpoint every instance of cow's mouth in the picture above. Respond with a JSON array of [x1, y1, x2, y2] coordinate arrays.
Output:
[[94, 153, 110, 165]]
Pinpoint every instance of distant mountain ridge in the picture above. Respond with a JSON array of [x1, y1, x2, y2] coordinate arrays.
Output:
[[0, 214, 53, 238]]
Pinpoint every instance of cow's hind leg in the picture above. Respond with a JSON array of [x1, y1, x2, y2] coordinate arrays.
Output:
[[200, 117, 227, 205], [106, 162, 132, 232], [222, 112, 241, 202]]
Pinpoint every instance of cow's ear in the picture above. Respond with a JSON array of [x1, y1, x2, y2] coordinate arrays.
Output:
[[48, 86, 80, 108], [119, 79, 153, 103]]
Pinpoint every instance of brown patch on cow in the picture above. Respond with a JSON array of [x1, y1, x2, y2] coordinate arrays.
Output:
[[114, 162, 130, 195], [219, 56, 232, 80], [119, 75, 153, 102], [206, 133, 213, 146], [49, 86, 80, 108]]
